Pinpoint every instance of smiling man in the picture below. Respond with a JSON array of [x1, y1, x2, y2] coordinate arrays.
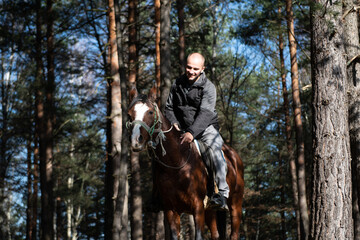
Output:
[[165, 52, 229, 211]]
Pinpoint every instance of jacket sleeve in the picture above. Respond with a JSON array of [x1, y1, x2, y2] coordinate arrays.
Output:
[[164, 82, 180, 126], [187, 82, 217, 138]]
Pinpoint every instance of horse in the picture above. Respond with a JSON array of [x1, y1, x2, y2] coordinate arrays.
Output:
[[127, 86, 244, 240]]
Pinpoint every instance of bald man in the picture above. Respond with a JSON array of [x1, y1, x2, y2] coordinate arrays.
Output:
[[165, 53, 229, 210]]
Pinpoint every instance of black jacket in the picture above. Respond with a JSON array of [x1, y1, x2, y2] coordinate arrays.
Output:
[[164, 73, 219, 138]]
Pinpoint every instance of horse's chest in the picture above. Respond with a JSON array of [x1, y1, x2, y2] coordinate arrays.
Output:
[[157, 170, 207, 206]]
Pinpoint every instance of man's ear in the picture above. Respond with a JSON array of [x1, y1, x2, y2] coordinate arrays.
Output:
[[148, 83, 158, 103], [129, 86, 138, 103]]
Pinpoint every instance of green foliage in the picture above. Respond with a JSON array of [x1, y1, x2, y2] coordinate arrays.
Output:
[[1, 0, 314, 238]]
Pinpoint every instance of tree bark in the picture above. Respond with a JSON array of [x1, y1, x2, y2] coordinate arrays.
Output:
[[310, 0, 353, 238], [39, 0, 56, 238], [278, 7, 300, 239], [26, 139, 33, 240], [285, 0, 309, 238], [343, 0, 360, 238], [160, 0, 172, 111], [155, 0, 161, 100], [106, 0, 127, 239], [176, 0, 185, 74], [128, 0, 143, 239]]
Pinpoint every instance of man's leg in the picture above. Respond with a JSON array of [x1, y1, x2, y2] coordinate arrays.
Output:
[[200, 125, 229, 209]]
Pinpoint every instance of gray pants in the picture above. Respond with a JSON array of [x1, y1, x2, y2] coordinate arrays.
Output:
[[199, 125, 229, 198]]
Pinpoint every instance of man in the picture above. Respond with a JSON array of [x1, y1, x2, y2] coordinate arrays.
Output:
[[165, 52, 229, 210]]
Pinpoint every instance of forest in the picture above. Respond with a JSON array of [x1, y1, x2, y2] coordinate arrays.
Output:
[[0, 0, 359, 239]]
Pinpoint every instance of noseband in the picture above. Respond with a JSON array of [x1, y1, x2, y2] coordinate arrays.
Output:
[[126, 99, 173, 156]]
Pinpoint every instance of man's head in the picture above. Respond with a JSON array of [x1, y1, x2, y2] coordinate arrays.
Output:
[[186, 53, 205, 82]]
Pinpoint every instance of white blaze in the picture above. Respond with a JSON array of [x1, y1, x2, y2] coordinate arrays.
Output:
[[131, 103, 149, 147]]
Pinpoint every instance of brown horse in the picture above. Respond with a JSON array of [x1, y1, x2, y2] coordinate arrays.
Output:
[[127, 86, 244, 240]]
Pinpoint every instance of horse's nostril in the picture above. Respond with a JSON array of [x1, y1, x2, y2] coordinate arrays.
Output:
[[138, 135, 143, 142]]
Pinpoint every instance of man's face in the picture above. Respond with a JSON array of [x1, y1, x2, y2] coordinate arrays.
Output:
[[186, 55, 205, 82]]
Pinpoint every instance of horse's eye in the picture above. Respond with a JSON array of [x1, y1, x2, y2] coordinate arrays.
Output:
[[148, 111, 154, 115]]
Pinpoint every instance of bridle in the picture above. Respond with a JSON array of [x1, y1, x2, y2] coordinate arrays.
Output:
[[127, 100, 191, 170], [126, 100, 173, 156]]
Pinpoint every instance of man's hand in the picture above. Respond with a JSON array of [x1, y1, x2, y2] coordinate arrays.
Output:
[[174, 123, 181, 131], [180, 132, 194, 144]]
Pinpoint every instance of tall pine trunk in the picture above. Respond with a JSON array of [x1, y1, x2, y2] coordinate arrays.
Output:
[[26, 138, 33, 240], [34, 0, 42, 238], [310, 0, 353, 238], [39, 0, 56, 238], [155, 0, 161, 100], [128, 0, 143, 239], [106, 0, 127, 239], [285, 0, 309, 238], [176, 0, 185, 74], [343, 0, 360, 238], [160, 0, 172, 112], [278, 7, 300, 239]]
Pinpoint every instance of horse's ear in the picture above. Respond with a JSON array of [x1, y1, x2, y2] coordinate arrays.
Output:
[[129, 86, 138, 103], [148, 83, 158, 103]]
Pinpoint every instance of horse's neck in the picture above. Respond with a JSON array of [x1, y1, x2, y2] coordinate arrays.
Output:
[[155, 115, 186, 160]]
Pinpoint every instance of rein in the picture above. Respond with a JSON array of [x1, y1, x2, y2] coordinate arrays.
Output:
[[127, 101, 191, 170], [126, 102, 172, 156]]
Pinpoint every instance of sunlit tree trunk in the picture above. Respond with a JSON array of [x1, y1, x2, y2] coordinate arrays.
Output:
[[155, 0, 161, 101], [278, 7, 300, 239], [343, 0, 360, 238], [310, 0, 353, 238], [114, 1, 130, 240], [128, 0, 143, 239], [285, 0, 309, 238], [106, 0, 127, 239]]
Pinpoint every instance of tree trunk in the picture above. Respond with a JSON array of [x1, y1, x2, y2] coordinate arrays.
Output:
[[343, 0, 360, 238], [155, 0, 161, 100], [26, 139, 33, 240], [278, 7, 300, 239], [160, 0, 172, 112], [39, 0, 56, 238], [0, 49, 13, 240], [128, 1, 143, 238], [33, 0, 42, 238], [176, 0, 185, 74], [285, 0, 309, 238], [106, 1, 127, 239], [32, 135, 39, 240], [310, 0, 353, 238]]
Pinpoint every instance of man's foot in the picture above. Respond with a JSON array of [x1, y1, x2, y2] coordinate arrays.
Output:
[[208, 193, 228, 211]]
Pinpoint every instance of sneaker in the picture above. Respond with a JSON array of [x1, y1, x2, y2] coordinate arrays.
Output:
[[208, 193, 228, 211]]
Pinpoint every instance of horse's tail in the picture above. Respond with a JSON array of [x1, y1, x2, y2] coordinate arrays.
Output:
[[217, 211, 227, 239]]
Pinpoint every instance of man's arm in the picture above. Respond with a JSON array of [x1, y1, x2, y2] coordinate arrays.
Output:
[[186, 82, 217, 138]]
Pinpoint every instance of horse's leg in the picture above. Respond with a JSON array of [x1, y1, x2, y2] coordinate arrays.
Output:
[[205, 209, 220, 240], [165, 210, 181, 240], [229, 196, 243, 240], [193, 204, 206, 240]]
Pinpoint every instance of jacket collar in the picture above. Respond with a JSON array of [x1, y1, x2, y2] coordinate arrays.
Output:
[[180, 72, 207, 88]]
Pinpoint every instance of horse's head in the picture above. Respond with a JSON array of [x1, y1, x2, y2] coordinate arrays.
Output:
[[127, 85, 160, 152]]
